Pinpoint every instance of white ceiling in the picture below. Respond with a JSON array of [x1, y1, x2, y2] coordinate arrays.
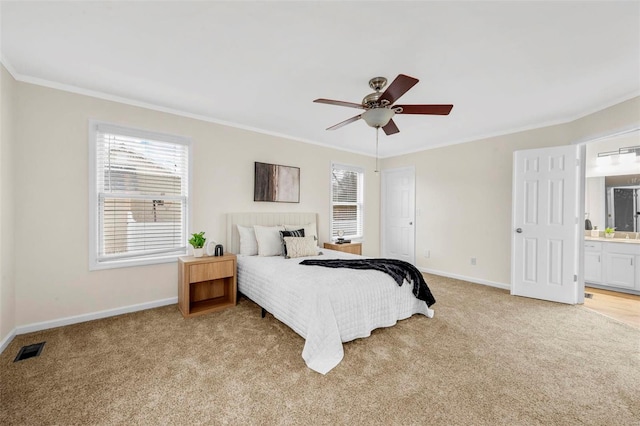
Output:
[[2, 1, 639, 158]]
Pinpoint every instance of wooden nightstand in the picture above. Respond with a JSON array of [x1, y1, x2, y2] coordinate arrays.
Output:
[[323, 242, 362, 255], [178, 253, 237, 318]]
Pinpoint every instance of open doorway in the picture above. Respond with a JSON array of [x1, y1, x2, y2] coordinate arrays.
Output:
[[581, 128, 640, 314]]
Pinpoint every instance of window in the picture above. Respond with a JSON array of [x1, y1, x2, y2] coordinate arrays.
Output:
[[331, 163, 364, 240], [89, 121, 190, 270]]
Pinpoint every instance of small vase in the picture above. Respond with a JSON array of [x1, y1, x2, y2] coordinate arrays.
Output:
[[605, 233, 614, 239], [193, 248, 204, 257]]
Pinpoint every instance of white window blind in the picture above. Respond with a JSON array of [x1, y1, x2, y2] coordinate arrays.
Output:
[[331, 163, 364, 240], [90, 122, 190, 268]]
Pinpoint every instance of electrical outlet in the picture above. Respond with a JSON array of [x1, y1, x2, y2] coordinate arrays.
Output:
[[424, 249, 430, 258], [471, 257, 477, 265]]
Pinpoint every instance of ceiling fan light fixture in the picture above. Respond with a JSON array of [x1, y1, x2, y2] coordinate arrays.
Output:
[[315, 74, 453, 133], [362, 108, 395, 128]]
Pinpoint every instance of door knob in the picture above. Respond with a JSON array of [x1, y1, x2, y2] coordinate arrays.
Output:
[[409, 222, 413, 225], [516, 228, 523, 233]]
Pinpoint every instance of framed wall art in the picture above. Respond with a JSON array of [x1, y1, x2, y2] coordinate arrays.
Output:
[[254, 162, 300, 203]]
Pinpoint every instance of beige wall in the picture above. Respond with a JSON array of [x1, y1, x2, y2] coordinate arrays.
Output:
[[1, 65, 16, 343], [382, 96, 640, 286], [3, 69, 638, 335], [382, 124, 571, 285], [12, 82, 379, 327], [571, 97, 640, 143]]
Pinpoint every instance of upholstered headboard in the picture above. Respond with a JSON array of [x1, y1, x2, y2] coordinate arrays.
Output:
[[226, 212, 318, 254]]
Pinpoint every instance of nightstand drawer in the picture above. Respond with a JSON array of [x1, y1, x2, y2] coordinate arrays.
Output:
[[189, 260, 234, 283], [323, 242, 362, 255]]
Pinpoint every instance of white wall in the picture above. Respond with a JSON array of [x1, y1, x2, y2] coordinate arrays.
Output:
[[11, 81, 380, 328], [381, 96, 640, 287], [585, 177, 606, 231], [0, 65, 16, 345]]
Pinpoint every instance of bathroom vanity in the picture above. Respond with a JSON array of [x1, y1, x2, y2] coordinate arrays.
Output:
[[584, 236, 640, 294]]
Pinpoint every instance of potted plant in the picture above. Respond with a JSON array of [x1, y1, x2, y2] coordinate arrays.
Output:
[[189, 231, 206, 257], [605, 227, 615, 239]]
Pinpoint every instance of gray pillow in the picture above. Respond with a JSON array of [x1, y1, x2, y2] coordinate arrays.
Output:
[[280, 229, 305, 256]]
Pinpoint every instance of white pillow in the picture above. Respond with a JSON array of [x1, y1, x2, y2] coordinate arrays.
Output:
[[283, 223, 318, 241], [253, 225, 285, 256], [237, 225, 258, 256], [284, 236, 319, 258]]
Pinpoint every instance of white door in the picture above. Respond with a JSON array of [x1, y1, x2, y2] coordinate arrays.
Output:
[[381, 167, 415, 264], [511, 145, 584, 304]]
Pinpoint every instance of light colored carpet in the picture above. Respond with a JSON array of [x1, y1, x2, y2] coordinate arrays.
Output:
[[1, 274, 639, 425]]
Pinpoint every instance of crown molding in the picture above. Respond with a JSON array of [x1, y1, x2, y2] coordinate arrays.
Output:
[[7, 69, 376, 158], [3, 60, 638, 161], [0, 54, 19, 78], [385, 91, 640, 159]]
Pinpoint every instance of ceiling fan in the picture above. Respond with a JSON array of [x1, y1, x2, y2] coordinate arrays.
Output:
[[314, 74, 453, 135]]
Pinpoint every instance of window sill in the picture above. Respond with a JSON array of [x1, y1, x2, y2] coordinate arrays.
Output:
[[89, 252, 186, 271]]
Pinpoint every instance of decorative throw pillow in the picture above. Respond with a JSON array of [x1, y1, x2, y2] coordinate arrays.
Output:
[[283, 223, 318, 241], [284, 236, 319, 258], [280, 229, 305, 256], [237, 225, 258, 256], [253, 225, 285, 256]]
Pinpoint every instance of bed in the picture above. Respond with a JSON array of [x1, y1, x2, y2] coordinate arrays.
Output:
[[226, 212, 435, 374]]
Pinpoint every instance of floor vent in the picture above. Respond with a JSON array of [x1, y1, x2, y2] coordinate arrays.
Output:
[[585, 293, 594, 299], [14, 342, 46, 362]]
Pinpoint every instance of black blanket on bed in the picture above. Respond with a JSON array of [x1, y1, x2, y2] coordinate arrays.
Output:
[[299, 258, 436, 307]]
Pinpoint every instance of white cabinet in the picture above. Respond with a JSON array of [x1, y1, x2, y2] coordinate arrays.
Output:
[[604, 252, 635, 289], [584, 240, 640, 293], [584, 251, 603, 283], [584, 242, 602, 283]]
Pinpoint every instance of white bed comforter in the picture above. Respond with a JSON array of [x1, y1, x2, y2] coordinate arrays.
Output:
[[237, 249, 434, 374]]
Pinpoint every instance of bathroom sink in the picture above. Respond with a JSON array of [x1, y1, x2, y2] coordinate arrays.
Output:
[[585, 236, 640, 244]]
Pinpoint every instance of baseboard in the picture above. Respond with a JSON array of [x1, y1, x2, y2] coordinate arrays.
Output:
[[419, 267, 511, 291], [0, 328, 17, 354], [14, 297, 178, 335], [3, 272, 505, 351]]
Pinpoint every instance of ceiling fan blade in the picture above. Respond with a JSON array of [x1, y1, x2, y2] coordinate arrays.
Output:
[[382, 119, 400, 135], [395, 104, 454, 115], [327, 114, 362, 130], [379, 74, 419, 105], [314, 98, 365, 110]]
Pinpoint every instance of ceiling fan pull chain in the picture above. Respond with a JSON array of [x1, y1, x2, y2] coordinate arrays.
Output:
[[375, 127, 380, 173]]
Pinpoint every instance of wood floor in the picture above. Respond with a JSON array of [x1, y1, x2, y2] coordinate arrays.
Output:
[[583, 287, 640, 329]]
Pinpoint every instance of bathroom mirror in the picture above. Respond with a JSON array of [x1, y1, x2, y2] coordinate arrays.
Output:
[[605, 174, 640, 232], [585, 174, 640, 232], [584, 128, 640, 233]]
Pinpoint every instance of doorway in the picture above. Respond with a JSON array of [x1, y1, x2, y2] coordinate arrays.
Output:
[[381, 166, 416, 264], [582, 127, 640, 300]]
